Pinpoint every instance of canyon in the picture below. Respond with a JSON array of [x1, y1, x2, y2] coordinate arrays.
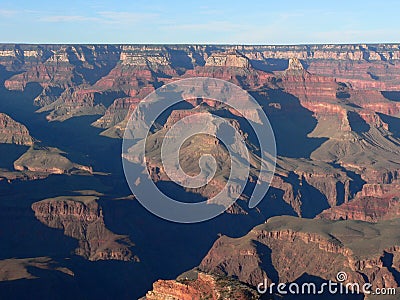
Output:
[[1, 44, 400, 299]]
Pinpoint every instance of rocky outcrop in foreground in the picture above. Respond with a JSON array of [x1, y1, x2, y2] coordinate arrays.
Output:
[[141, 270, 259, 300]]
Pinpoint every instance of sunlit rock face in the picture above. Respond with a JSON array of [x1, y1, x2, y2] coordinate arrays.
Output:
[[0, 113, 33, 145]]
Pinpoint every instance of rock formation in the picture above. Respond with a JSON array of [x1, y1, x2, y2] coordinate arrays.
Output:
[[199, 216, 400, 293], [318, 184, 400, 222], [0, 113, 33, 145], [205, 51, 251, 68], [141, 270, 259, 300], [31, 195, 137, 261], [14, 146, 92, 175]]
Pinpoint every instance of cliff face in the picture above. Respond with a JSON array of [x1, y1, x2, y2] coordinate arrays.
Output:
[[31, 195, 136, 261], [205, 51, 251, 68], [318, 184, 400, 222], [2, 43, 400, 133], [36, 87, 126, 122], [2, 43, 400, 223], [2, 45, 121, 90], [269, 157, 359, 217], [279, 59, 400, 220], [91, 97, 141, 128], [184, 51, 273, 89], [199, 216, 400, 293], [0, 113, 33, 146]]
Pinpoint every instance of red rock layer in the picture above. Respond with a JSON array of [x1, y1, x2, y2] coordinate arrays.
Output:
[[318, 184, 400, 222], [142, 271, 259, 300]]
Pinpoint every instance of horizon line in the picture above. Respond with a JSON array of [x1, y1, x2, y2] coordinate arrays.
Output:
[[1, 42, 400, 47]]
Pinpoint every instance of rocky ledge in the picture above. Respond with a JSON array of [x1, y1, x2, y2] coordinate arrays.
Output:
[[141, 270, 259, 300]]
